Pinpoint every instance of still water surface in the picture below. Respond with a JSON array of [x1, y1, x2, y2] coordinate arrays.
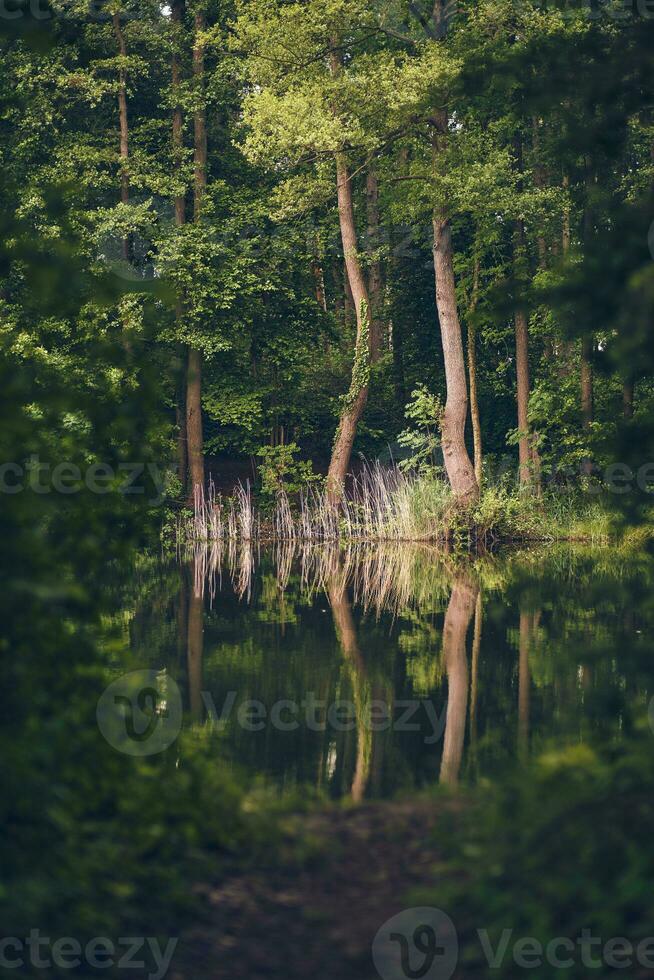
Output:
[[123, 543, 653, 799]]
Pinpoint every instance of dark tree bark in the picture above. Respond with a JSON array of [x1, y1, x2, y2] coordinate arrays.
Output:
[[467, 253, 482, 487], [513, 220, 541, 493], [581, 335, 594, 429], [440, 577, 478, 786], [532, 117, 548, 269], [581, 169, 595, 470]]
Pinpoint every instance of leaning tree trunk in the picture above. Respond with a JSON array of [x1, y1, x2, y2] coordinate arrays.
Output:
[[326, 149, 371, 501], [432, 211, 479, 504], [113, 11, 130, 261], [185, 8, 207, 501]]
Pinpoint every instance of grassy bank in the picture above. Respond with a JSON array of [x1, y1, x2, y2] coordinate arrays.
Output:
[[176, 464, 618, 548]]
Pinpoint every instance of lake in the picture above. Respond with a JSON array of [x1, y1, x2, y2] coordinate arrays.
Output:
[[122, 542, 653, 801]]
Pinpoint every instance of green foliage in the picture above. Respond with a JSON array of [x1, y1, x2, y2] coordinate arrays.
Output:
[[397, 385, 444, 473], [256, 442, 321, 501]]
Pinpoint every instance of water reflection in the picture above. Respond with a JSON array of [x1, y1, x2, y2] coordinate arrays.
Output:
[[127, 542, 654, 800]]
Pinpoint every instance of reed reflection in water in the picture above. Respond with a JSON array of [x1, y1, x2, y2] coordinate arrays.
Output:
[[162, 540, 566, 800]]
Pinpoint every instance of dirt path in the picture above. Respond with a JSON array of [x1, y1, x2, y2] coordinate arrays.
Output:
[[172, 800, 459, 980]]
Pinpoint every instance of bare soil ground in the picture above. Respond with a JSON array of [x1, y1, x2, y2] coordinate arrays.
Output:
[[171, 800, 460, 980]]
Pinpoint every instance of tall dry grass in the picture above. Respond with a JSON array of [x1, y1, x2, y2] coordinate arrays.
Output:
[[183, 463, 455, 545]]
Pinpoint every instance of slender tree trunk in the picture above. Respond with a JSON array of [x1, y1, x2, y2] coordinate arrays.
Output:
[[113, 11, 130, 261], [581, 336, 594, 429], [311, 234, 327, 311], [581, 170, 595, 473], [326, 149, 370, 500], [432, 210, 479, 504], [172, 0, 187, 484], [532, 117, 547, 269], [513, 220, 541, 492], [440, 577, 477, 786], [326, 43, 373, 501], [431, 113, 478, 504], [366, 166, 383, 363], [467, 253, 482, 487], [186, 8, 206, 500], [172, 0, 186, 228], [192, 9, 207, 218]]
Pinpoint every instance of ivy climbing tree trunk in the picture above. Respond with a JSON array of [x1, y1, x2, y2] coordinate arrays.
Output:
[[112, 10, 130, 261], [186, 5, 206, 500], [326, 149, 372, 502], [432, 193, 479, 504], [326, 45, 372, 503]]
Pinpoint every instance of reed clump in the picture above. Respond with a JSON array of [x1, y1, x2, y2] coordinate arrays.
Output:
[[177, 463, 610, 548]]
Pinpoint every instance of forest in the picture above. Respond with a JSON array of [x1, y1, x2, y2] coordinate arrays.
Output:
[[4, 0, 654, 532], [3, 2, 654, 979]]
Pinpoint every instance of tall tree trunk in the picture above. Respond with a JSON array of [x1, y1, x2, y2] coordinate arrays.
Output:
[[513, 220, 541, 492], [532, 117, 547, 269], [467, 253, 482, 487], [432, 210, 479, 504], [581, 336, 594, 429], [581, 169, 595, 473], [192, 9, 207, 218], [440, 577, 477, 786], [366, 166, 383, 363], [186, 7, 206, 500], [325, 47, 371, 501], [431, 113, 478, 504], [113, 11, 130, 261], [311, 234, 327, 311], [172, 0, 187, 484]]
